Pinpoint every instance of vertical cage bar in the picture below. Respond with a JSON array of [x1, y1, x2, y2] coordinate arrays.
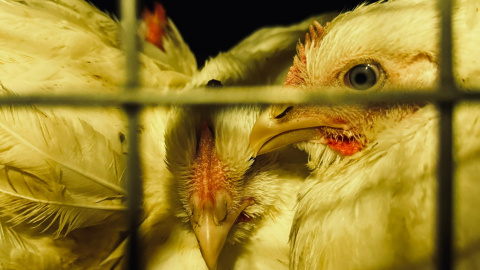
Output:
[[121, 0, 140, 88], [436, 0, 455, 269], [120, 0, 143, 269], [124, 106, 142, 270], [437, 103, 454, 270]]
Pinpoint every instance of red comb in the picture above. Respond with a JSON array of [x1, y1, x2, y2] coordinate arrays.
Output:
[[284, 21, 327, 87], [142, 2, 167, 50]]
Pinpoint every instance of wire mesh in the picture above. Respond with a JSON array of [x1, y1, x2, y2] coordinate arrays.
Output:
[[3, 0, 471, 269]]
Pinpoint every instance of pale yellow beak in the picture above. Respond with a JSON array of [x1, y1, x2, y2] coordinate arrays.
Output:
[[249, 105, 350, 157], [190, 190, 253, 270]]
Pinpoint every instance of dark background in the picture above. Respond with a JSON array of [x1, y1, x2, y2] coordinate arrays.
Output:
[[89, 1, 375, 66]]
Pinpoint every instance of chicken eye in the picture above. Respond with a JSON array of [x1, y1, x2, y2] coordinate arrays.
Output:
[[344, 64, 379, 90]]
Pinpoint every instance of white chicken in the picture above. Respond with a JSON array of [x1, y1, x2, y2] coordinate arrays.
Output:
[[140, 104, 309, 270], [249, 0, 480, 269], [0, 0, 194, 268]]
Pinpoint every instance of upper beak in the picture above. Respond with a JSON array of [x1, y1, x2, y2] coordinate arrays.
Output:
[[190, 190, 253, 270], [249, 105, 350, 157]]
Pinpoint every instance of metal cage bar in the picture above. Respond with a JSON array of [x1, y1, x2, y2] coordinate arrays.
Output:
[[437, 0, 455, 269], [0, 89, 478, 107], [120, 0, 143, 269]]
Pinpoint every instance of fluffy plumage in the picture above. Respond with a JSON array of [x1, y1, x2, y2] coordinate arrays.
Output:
[[289, 103, 480, 270], [249, 0, 480, 269], [0, 105, 126, 269]]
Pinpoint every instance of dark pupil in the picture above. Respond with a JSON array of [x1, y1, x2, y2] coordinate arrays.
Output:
[[354, 73, 367, 85], [348, 64, 376, 90]]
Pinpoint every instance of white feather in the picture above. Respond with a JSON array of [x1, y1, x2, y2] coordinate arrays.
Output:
[[0, 106, 126, 237]]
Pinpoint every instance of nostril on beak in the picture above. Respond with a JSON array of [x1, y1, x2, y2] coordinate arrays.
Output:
[[275, 106, 293, 119]]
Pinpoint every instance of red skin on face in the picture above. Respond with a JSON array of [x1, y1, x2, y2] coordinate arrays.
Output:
[[191, 123, 232, 205], [191, 123, 252, 224], [327, 138, 362, 156]]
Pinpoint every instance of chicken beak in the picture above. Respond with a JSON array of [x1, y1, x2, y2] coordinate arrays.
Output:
[[190, 190, 253, 270], [249, 105, 350, 157], [191, 204, 228, 270]]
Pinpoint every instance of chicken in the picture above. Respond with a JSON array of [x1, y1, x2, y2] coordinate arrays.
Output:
[[248, 0, 480, 269], [137, 9, 337, 270], [0, 0, 195, 268], [140, 104, 309, 270]]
